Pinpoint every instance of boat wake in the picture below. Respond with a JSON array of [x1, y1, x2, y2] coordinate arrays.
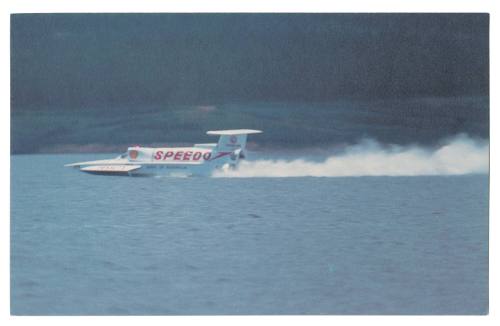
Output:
[[213, 134, 489, 178]]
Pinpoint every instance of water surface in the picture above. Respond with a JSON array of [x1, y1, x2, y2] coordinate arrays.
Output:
[[11, 154, 488, 315]]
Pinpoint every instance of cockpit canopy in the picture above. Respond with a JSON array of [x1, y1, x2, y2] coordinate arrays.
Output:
[[127, 147, 154, 161]]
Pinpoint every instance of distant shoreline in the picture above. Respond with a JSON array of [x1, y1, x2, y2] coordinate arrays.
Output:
[[11, 97, 489, 155]]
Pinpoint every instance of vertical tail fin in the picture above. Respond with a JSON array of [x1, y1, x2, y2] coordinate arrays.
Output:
[[206, 129, 262, 153]]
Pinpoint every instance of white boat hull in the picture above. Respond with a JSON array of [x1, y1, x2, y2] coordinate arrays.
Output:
[[65, 129, 262, 177]]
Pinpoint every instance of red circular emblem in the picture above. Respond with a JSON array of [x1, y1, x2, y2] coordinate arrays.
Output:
[[230, 135, 237, 144], [129, 150, 138, 159]]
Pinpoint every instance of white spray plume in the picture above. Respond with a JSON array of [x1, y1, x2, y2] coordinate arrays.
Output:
[[213, 134, 489, 178]]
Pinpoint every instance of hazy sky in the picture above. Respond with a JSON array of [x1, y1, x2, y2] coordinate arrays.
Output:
[[11, 13, 489, 109]]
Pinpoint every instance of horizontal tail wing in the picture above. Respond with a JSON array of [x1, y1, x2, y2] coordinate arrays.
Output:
[[207, 129, 262, 157], [206, 129, 262, 136]]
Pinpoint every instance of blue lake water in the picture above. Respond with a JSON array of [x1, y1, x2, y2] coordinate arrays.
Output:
[[10, 154, 489, 315]]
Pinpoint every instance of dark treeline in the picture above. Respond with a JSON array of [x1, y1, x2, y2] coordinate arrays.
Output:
[[10, 14, 489, 153], [11, 14, 488, 109], [11, 97, 488, 154]]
